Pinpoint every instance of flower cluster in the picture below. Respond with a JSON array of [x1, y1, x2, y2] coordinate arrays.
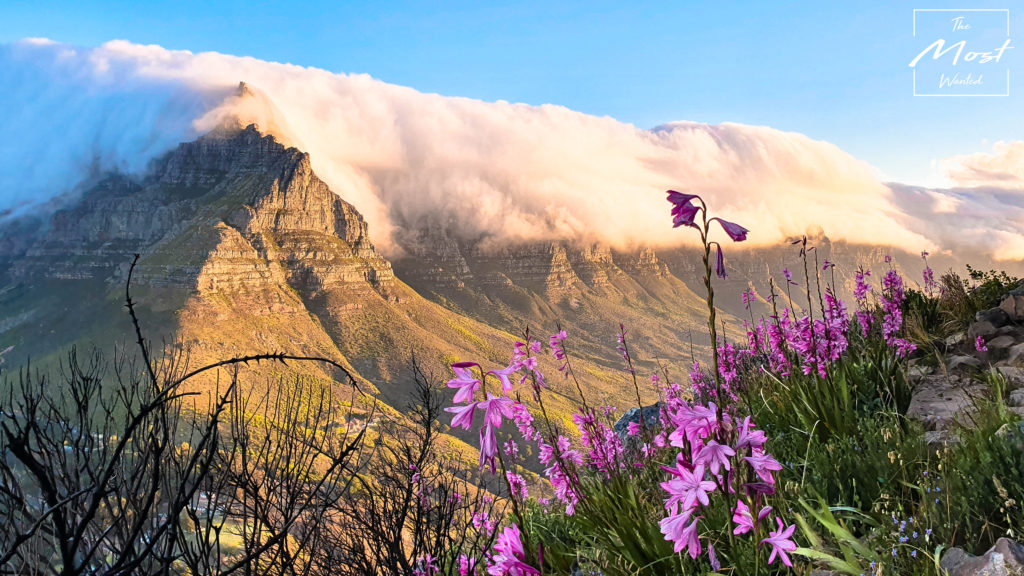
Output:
[[881, 268, 916, 358], [657, 395, 795, 566], [921, 251, 937, 297]]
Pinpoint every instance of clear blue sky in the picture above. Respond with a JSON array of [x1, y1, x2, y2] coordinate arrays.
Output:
[[1, 0, 1020, 185]]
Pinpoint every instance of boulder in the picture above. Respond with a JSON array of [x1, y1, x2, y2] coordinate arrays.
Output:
[[940, 538, 1024, 576], [970, 321, 999, 343], [946, 332, 967, 348], [1008, 343, 1024, 366], [1001, 292, 1024, 323], [949, 355, 983, 372], [998, 366, 1024, 391], [909, 364, 934, 382], [977, 307, 1011, 329], [1008, 389, 1024, 408], [995, 422, 1024, 452], [613, 402, 662, 441], [907, 374, 981, 430], [989, 336, 1020, 362]]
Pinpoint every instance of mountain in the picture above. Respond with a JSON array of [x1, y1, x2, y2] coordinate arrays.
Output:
[[0, 120, 1012, 415], [0, 123, 676, 420]]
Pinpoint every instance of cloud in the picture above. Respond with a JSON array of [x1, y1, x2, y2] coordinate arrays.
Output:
[[0, 39, 1020, 261], [941, 141, 1024, 190]]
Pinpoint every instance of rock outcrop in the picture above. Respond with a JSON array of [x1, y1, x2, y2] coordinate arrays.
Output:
[[941, 538, 1024, 576]]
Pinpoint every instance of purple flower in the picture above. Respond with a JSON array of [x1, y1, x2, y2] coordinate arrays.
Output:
[[667, 190, 702, 229], [667, 190, 701, 206], [506, 472, 529, 500], [715, 243, 727, 278], [741, 288, 757, 309], [760, 517, 797, 567], [975, 335, 988, 352], [782, 268, 797, 285], [708, 543, 721, 571], [673, 203, 701, 229], [881, 269, 915, 357], [711, 217, 749, 242]]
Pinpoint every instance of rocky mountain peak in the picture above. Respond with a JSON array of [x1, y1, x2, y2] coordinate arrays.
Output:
[[4, 125, 391, 294]]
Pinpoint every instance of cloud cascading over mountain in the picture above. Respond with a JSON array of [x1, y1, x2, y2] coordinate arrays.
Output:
[[1, 38, 1022, 260]]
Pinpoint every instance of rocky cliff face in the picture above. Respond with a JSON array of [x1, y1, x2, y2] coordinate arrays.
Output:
[[5, 124, 394, 298], [0, 124, 563, 410]]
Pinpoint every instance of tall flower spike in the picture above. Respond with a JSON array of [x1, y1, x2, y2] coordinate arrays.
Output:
[[711, 217, 749, 242]]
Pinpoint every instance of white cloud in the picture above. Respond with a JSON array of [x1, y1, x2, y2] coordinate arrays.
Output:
[[941, 141, 1024, 190], [0, 39, 1020, 261]]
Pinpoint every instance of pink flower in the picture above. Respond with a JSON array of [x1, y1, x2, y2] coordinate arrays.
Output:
[[761, 517, 797, 567], [976, 335, 988, 353], [488, 360, 520, 394], [732, 499, 772, 535], [661, 464, 717, 512], [506, 472, 529, 500], [668, 402, 718, 447], [659, 510, 702, 558], [488, 524, 539, 576], [448, 362, 481, 404], [479, 394, 515, 428], [735, 416, 767, 451], [694, 440, 735, 476], [445, 401, 481, 430], [479, 425, 498, 472], [458, 554, 477, 576], [744, 450, 783, 484], [626, 421, 642, 437]]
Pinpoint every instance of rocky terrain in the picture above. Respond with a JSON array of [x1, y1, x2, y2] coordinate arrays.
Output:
[[907, 288, 1024, 449]]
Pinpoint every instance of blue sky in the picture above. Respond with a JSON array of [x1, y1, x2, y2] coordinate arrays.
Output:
[[1, 0, 1020, 185]]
